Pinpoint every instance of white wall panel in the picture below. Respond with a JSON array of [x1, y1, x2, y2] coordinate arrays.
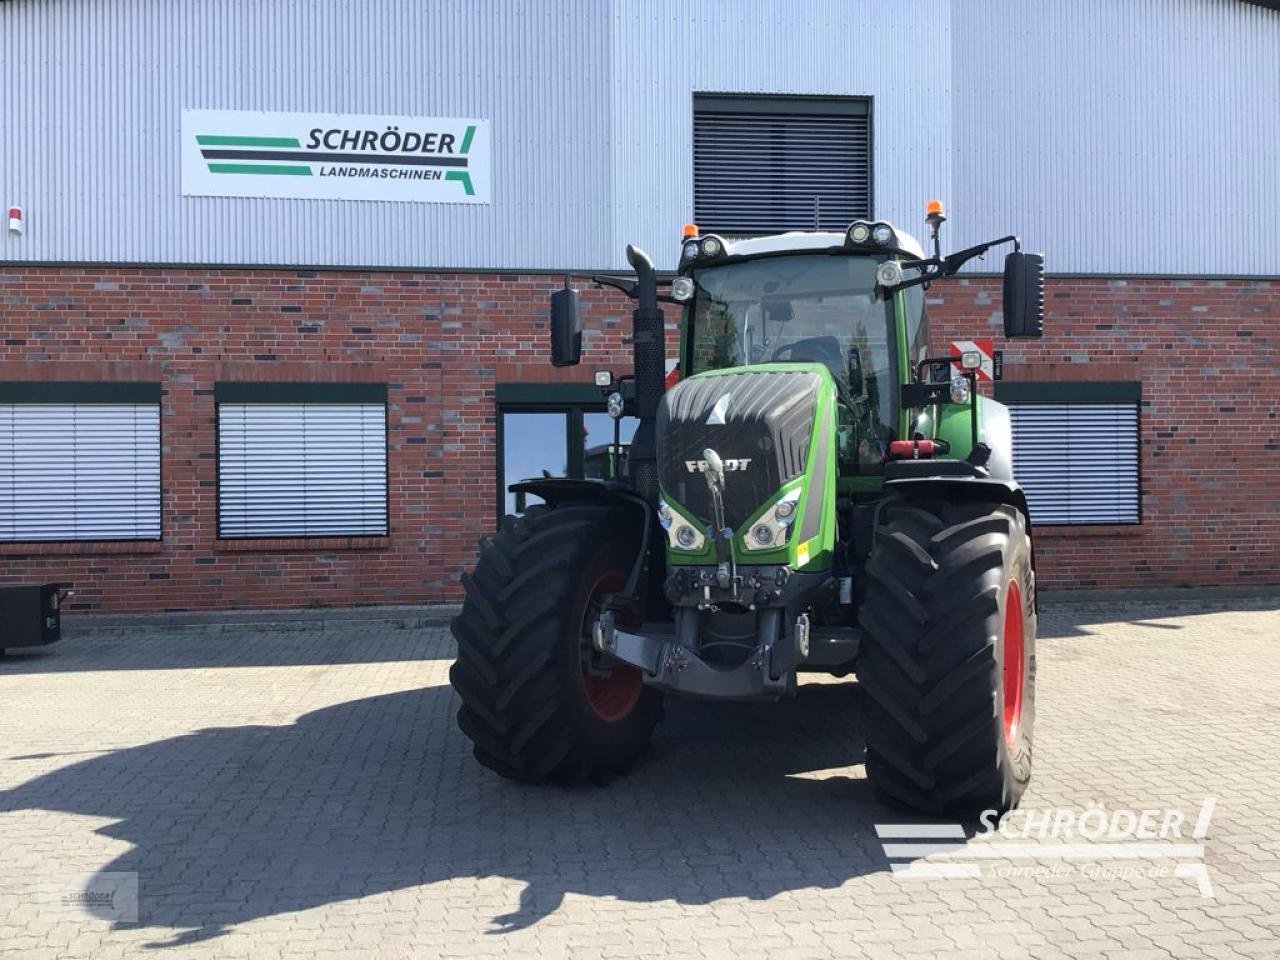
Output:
[[1, 0, 1276, 274]]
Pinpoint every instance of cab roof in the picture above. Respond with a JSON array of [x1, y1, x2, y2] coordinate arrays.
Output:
[[714, 223, 926, 262]]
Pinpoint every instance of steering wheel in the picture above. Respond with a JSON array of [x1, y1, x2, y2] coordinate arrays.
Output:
[[771, 336, 845, 380]]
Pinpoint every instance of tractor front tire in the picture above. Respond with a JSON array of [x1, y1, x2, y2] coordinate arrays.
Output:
[[449, 502, 662, 785], [856, 497, 1036, 816]]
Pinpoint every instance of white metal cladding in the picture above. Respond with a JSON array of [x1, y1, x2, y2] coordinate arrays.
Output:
[[950, 0, 1280, 274], [0, 404, 161, 541], [217, 403, 388, 538], [1, 0, 1277, 274], [692, 100, 872, 235], [1008, 403, 1140, 525]]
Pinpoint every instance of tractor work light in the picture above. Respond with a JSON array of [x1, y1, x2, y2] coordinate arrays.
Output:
[[606, 391, 625, 419], [670, 276, 695, 301], [872, 223, 895, 246], [950, 375, 971, 405], [875, 260, 904, 288], [960, 350, 982, 370], [594, 370, 614, 387], [700, 236, 723, 258], [682, 240, 700, 261], [848, 222, 871, 244]]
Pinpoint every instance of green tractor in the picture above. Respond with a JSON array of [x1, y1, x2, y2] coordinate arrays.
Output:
[[450, 204, 1045, 815]]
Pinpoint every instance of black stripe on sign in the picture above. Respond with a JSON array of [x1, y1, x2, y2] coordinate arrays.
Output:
[[199, 149, 469, 168]]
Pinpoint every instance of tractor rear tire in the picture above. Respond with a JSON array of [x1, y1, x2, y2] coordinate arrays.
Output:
[[856, 497, 1036, 816], [449, 502, 662, 784]]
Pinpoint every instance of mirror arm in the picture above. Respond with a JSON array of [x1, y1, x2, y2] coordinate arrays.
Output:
[[939, 234, 1021, 276], [592, 274, 638, 298]]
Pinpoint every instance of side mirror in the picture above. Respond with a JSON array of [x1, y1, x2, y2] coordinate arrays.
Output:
[[1002, 251, 1045, 338], [847, 346, 865, 396], [549, 286, 582, 367]]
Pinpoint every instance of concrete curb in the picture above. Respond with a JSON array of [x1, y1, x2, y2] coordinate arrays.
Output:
[[58, 586, 1278, 637], [1039, 585, 1279, 604], [63, 604, 461, 637]]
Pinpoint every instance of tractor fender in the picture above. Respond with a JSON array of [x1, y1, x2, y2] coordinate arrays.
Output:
[[506, 478, 662, 609]]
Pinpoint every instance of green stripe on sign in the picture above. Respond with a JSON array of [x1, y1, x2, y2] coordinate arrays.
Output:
[[459, 125, 476, 155], [197, 135, 301, 147], [445, 171, 474, 196], [208, 163, 312, 176]]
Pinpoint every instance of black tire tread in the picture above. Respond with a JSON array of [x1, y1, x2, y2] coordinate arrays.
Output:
[[856, 497, 1036, 815], [449, 503, 660, 785]]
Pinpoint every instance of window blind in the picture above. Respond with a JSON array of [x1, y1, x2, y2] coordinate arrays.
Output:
[[1008, 402, 1140, 524], [693, 96, 871, 235], [217, 402, 388, 538], [0, 403, 161, 541]]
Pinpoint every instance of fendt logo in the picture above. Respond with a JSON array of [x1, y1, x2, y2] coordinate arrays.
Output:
[[181, 109, 490, 204], [686, 458, 752, 473]]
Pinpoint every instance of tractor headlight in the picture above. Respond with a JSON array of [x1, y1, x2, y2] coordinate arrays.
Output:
[[848, 222, 872, 244], [872, 223, 895, 245], [662, 500, 706, 551], [950, 375, 971, 405], [700, 236, 723, 258], [743, 489, 801, 552], [606, 391, 625, 419], [670, 276, 695, 301], [682, 240, 699, 261]]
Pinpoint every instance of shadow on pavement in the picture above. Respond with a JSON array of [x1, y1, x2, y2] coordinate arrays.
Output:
[[0, 679, 894, 945]]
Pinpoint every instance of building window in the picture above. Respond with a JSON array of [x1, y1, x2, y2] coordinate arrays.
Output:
[[693, 94, 872, 235], [495, 383, 639, 519], [997, 382, 1141, 525], [216, 383, 388, 539], [0, 383, 161, 542]]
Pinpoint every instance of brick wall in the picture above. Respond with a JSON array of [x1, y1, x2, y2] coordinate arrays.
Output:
[[0, 266, 1274, 611]]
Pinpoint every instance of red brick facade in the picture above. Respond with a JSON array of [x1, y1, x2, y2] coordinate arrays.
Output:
[[0, 266, 1274, 611]]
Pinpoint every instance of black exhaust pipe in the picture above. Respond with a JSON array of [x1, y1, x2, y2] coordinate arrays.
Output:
[[624, 244, 665, 504]]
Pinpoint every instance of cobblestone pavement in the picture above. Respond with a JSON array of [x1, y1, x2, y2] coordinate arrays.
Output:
[[1, 597, 1278, 959]]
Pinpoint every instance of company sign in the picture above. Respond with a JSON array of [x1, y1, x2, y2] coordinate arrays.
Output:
[[181, 109, 490, 204]]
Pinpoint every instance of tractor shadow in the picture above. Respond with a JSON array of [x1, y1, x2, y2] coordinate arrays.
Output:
[[0, 677, 898, 945]]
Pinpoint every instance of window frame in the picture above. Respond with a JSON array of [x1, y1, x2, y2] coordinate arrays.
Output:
[[213, 382, 390, 540], [995, 380, 1143, 527], [691, 92, 875, 236], [0, 381, 163, 544], [493, 382, 632, 524]]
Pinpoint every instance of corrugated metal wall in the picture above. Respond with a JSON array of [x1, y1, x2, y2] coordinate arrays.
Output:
[[951, 0, 1280, 275], [2, 0, 1276, 274]]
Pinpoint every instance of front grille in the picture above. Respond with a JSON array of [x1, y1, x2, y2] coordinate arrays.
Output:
[[656, 369, 820, 529]]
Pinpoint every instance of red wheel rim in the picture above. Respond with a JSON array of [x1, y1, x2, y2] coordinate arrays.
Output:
[[580, 571, 643, 722], [1001, 579, 1025, 749]]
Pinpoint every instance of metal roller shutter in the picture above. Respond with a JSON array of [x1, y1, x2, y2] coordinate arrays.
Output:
[[1008, 402, 1140, 524], [217, 403, 388, 538], [0, 403, 161, 541], [693, 96, 871, 235]]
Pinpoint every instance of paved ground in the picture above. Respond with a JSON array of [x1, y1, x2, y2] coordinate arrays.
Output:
[[1, 597, 1278, 959]]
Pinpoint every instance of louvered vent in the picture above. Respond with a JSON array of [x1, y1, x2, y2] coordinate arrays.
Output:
[[0, 403, 161, 541], [693, 95, 871, 235], [1009, 402, 1140, 524], [218, 402, 388, 538]]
